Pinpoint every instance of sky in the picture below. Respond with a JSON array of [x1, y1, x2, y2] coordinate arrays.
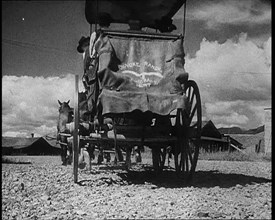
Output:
[[2, 0, 271, 137]]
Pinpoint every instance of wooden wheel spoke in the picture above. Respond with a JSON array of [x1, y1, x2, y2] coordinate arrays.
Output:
[[187, 87, 191, 101], [189, 103, 197, 122], [187, 143, 194, 165], [189, 90, 195, 108], [180, 151, 184, 172], [176, 109, 182, 127], [185, 149, 189, 172]]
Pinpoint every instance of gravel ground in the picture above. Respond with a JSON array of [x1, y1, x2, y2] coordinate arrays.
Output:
[[2, 155, 272, 220]]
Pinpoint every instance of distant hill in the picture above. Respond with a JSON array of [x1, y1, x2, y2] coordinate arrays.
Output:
[[218, 125, 264, 135], [245, 125, 265, 134], [218, 127, 243, 134]]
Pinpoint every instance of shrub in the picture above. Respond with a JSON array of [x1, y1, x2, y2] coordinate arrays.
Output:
[[198, 151, 265, 162], [2, 156, 31, 164]]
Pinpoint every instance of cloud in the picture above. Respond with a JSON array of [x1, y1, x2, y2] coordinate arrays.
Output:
[[186, 0, 271, 29], [204, 101, 249, 128], [185, 33, 271, 129], [2, 33, 271, 136], [3, 131, 30, 138], [2, 74, 85, 137], [204, 100, 268, 128]]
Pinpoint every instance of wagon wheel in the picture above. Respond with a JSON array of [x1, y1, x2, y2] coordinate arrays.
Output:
[[174, 80, 202, 180], [152, 147, 167, 173]]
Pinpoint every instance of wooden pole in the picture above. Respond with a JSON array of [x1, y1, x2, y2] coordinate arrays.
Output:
[[73, 74, 79, 183], [182, 0, 187, 37]]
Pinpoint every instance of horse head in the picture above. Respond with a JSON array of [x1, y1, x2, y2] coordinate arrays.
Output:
[[58, 100, 74, 128], [57, 100, 74, 166], [58, 100, 74, 114]]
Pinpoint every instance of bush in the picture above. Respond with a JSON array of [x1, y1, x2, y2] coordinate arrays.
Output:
[[2, 156, 31, 164], [198, 151, 265, 162]]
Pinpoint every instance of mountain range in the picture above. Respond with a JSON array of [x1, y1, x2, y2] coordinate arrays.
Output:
[[218, 125, 264, 135]]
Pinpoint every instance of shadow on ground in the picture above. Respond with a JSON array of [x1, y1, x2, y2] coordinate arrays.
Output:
[[77, 163, 271, 189], [117, 169, 271, 188]]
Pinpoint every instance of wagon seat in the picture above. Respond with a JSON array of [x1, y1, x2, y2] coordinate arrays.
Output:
[[93, 30, 189, 137]]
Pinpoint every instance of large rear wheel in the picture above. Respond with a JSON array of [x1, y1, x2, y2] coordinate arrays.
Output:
[[174, 80, 202, 180]]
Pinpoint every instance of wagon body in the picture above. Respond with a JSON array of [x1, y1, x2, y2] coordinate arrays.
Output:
[[69, 0, 202, 182]]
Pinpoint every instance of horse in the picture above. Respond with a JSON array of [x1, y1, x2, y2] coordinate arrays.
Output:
[[57, 92, 125, 167], [57, 100, 74, 165], [56, 93, 94, 168]]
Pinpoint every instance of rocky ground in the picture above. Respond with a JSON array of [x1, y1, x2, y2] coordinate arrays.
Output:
[[2, 155, 272, 220]]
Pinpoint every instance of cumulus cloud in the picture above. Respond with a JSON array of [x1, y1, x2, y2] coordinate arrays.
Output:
[[2, 33, 271, 136], [186, 0, 271, 29], [205, 100, 268, 128], [2, 74, 85, 137], [185, 33, 271, 129]]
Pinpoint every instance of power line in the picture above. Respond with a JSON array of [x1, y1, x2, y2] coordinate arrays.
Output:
[[2, 38, 74, 54], [231, 71, 270, 75], [190, 69, 270, 75]]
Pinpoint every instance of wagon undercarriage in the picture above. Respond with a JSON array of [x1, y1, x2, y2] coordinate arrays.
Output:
[[72, 78, 202, 182]]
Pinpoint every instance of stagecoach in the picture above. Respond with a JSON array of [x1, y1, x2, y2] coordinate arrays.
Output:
[[59, 0, 202, 183]]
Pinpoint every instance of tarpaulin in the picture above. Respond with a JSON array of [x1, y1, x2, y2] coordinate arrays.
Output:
[[85, 0, 186, 29], [94, 32, 188, 116]]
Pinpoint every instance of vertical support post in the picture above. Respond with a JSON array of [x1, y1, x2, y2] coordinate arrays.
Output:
[[73, 74, 79, 183], [90, 24, 93, 36], [182, 0, 187, 37]]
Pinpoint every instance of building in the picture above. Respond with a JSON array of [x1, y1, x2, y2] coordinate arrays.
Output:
[[2, 136, 61, 155], [227, 132, 264, 154], [200, 120, 243, 153]]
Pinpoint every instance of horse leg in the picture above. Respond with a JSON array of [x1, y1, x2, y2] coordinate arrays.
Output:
[[87, 143, 95, 171], [104, 151, 111, 163], [60, 144, 67, 165], [107, 152, 111, 162], [167, 146, 173, 168], [116, 146, 124, 162], [125, 147, 132, 169], [67, 141, 73, 165], [135, 146, 142, 163], [97, 145, 104, 164]]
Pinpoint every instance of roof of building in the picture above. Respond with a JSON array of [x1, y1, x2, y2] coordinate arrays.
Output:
[[2, 136, 60, 149], [2, 136, 61, 155], [201, 120, 222, 139]]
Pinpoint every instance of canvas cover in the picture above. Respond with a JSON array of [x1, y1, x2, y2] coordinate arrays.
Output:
[[85, 0, 186, 29], [93, 32, 188, 116]]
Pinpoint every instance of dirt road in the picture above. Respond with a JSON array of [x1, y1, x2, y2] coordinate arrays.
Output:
[[2, 156, 271, 219]]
